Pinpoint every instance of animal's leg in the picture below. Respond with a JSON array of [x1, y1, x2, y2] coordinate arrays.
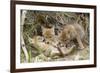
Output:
[[76, 35, 84, 49]]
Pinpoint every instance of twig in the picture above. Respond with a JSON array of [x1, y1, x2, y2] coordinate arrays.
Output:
[[21, 10, 29, 61]]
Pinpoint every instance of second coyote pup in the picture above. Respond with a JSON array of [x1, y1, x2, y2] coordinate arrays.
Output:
[[58, 23, 85, 49]]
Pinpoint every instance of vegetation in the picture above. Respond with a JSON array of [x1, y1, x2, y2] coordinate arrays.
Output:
[[20, 10, 90, 63]]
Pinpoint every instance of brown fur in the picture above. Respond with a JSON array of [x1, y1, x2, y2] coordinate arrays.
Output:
[[58, 24, 85, 49], [42, 26, 55, 43]]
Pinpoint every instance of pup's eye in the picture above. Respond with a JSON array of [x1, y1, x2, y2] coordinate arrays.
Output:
[[64, 39, 67, 42], [43, 39, 45, 42], [68, 31, 70, 34], [45, 41, 49, 44]]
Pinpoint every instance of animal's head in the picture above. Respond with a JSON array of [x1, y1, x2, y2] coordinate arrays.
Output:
[[58, 25, 77, 45], [42, 26, 55, 39]]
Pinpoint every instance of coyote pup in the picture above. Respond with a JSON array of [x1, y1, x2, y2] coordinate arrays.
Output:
[[58, 23, 85, 49]]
